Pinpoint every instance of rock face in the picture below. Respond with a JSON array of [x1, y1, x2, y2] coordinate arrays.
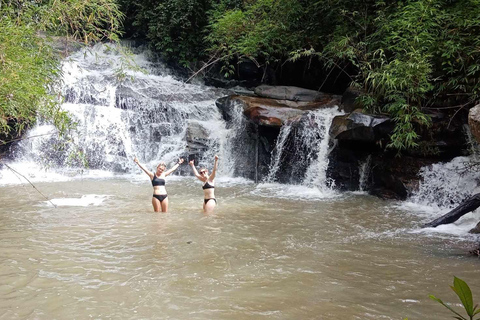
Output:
[[330, 112, 393, 142], [327, 108, 469, 199], [469, 104, 480, 143]]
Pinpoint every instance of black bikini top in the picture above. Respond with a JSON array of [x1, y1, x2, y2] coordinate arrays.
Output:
[[202, 181, 214, 190], [152, 175, 165, 187]]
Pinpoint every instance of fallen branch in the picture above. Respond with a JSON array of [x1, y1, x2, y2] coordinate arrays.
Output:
[[0, 159, 57, 208], [184, 52, 235, 84], [0, 131, 57, 146], [423, 193, 480, 228]]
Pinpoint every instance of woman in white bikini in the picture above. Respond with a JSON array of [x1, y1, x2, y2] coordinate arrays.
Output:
[[189, 155, 218, 213], [134, 157, 184, 212]]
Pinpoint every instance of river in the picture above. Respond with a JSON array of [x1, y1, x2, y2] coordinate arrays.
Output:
[[0, 44, 479, 319]]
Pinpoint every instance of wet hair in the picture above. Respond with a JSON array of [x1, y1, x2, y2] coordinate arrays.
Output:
[[199, 167, 208, 173], [157, 162, 166, 169]]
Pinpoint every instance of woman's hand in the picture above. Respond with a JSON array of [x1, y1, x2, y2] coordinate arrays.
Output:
[[189, 160, 194, 166], [134, 157, 139, 164], [214, 155, 219, 161]]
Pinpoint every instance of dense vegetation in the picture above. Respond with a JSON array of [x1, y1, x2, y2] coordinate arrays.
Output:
[[0, 0, 124, 146], [1, 0, 479, 151], [122, 0, 480, 150]]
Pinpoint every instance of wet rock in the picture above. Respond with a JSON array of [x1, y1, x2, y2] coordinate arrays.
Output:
[[254, 85, 338, 102], [340, 86, 364, 113], [468, 104, 480, 144], [186, 122, 210, 155], [469, 221, 480, 234], [329, 111, 393, 142], [115, 85, 145, 110]]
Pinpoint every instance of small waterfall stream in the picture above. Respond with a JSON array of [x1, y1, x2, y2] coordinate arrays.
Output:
[[409, 156, 480, 210], [259, 107, 343, 194], [358, 155, 372, 192], [265, 123, 293, 183], [301, 108, 343, 190], [409, 125, 480, 211]]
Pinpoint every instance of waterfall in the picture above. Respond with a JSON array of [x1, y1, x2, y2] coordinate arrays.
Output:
[[264, 123, 293, 182], [358, 155, 372, 192], [409, 156, 480, 210], [464, 124, 480, 160], [301, 108, 344, 190], [408, 125, 480, 209], [6, 44, 237, 178]]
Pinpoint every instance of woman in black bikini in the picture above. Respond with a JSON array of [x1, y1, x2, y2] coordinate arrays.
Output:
[[189, 155, 218, 213], [134, 157, 184, 212]]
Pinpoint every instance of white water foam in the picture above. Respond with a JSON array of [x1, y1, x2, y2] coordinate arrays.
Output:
[[44, 194, 108, 207], [395, 156, 480, 236], [252, 182, 340, 201], [409, 156, 480, 210]]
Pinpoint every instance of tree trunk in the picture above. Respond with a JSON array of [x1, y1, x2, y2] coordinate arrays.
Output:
[[422, 193, 480, 228]]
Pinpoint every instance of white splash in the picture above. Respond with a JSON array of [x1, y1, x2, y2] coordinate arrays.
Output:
[[253, 182, 340, 200], [45, 194, 108, 207], [398, 155, 480, 236], [409, 156, 480, 210]]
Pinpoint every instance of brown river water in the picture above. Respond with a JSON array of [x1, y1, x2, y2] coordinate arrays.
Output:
[[0, 176, 479, 319]]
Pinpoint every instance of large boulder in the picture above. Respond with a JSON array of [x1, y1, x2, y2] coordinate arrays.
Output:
[[329, 111, 393, 142], [254, 85, 341, 103], [217, 95, 340, 128], [469, 104, 480, 144]]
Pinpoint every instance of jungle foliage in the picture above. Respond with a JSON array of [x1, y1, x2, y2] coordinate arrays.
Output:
[[0, 0, 124, 145], [122, 0, 480, 150]]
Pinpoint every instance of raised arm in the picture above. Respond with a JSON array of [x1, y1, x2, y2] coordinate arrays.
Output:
[[189, 160, 204, 181], [164, 158, 184, 176], [134, 157, 153, 179], [209, 155, 219, 181]]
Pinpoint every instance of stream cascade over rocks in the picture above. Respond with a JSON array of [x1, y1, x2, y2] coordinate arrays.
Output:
[[2, 44, 479, 210]]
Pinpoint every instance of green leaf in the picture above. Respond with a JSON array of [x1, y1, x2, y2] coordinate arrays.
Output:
[[451, 277, 474, 317]]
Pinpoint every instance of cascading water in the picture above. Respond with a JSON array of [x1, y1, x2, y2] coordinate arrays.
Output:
[[299, 108, 344, 190], [258, 107, 343, 197], [2, 44, 238, 181], [358, 155, 372, 192], [409, 156, 480, 210], [464, 124, 480, 161], [264, 123, 293, 183], [409, 125, 480, 211]]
